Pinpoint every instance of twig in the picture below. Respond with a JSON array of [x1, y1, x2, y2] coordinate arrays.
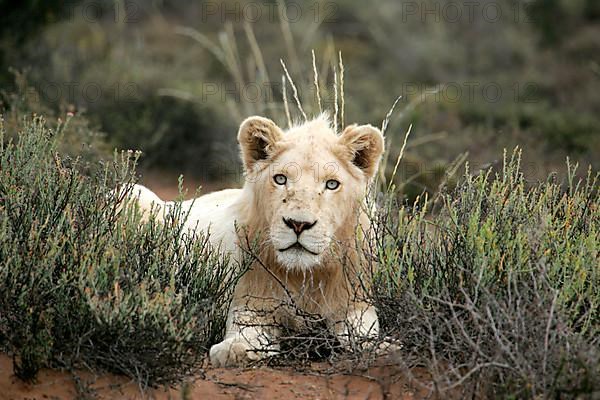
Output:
[[381, 96, 402, 135], [280, 59, 307, 121], [338, 51, 345, 128], [312, 49, 322, 114], [333, 64, 339, 132], [282, 75, 292, 128], [387, 124, 412, 192]]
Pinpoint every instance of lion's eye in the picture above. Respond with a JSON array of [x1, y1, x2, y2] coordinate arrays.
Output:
[[325, 179, 340, 190], [273, 174, 287, 185]]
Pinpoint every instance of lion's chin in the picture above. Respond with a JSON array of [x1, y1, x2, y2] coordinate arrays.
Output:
[[276, 247, 322, 271]]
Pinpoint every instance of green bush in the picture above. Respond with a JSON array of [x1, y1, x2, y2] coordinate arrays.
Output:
[[94, 94, 237, 178], [0, 114, 245, 386], [372, 150, 599, 397]]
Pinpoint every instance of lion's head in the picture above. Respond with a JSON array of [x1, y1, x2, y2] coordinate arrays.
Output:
[[238, 115, 384, 271]]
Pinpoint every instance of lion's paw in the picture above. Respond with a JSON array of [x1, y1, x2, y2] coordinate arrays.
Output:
[[374, 337, 403, 355], [209, 337, 265, 367]]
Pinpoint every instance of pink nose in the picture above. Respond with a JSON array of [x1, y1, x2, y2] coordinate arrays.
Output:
[[283, 218, 317, 235]]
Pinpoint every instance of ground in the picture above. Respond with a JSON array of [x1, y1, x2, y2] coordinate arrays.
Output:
[[0, 354, 435, 399]]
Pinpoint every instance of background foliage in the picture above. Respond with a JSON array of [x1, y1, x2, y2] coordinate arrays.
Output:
[[1, 0, 599, 196]]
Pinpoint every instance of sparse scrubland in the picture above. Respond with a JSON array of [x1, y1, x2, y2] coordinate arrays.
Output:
[[0, 93, 598, 397], [0, 1, 599, 397]]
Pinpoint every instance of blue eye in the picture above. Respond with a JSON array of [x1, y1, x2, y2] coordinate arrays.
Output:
[[273, 174, 287, 185], [325, 179, 340, 190]]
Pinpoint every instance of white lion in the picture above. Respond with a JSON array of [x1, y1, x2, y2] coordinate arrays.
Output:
[[127, 115, 385, 367]]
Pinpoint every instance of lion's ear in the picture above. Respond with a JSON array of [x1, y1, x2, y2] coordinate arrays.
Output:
[[237, 116, 284, 171], [338, 124, 384, 179]]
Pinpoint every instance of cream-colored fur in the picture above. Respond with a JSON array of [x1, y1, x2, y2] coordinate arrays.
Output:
[[127, 115, 385, 367]]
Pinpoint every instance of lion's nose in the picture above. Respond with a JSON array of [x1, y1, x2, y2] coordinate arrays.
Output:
[[283, 217, 317, 235]]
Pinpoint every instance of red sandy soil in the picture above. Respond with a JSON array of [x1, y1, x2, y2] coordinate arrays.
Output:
[[1, 354, 435, 399]]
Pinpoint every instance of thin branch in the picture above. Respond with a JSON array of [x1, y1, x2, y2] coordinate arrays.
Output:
[[333, 63, 339, 133], [280, 59, 307, 121], [338, 51, 345, 128], [282, 75, 292, 128], [381, 95, 402, 135], [387, 124, 413, 192], [312, 49, 322, 114]]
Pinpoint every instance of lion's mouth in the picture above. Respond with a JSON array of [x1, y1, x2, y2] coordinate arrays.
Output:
[[279, 242, 319, 256]]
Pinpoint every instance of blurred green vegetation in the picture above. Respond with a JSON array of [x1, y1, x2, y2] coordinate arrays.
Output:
[[0, 0, 599, 196]]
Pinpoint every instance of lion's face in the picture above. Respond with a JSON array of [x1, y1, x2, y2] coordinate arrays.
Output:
[[238, 115, 384, 271]]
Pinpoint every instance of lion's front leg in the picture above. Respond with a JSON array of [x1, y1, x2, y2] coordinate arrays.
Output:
[[334, 303, 379, 349], [209, 307, 281, 367]]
